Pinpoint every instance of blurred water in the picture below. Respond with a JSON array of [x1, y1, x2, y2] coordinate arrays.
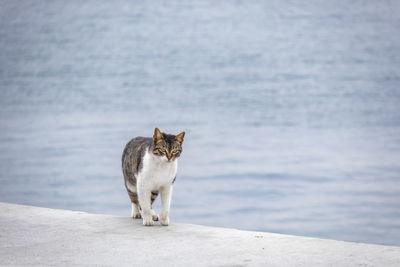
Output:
[[1, 0, 400, 246]]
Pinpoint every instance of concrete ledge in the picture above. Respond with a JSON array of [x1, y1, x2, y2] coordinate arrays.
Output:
[[1, 202, 399, 266]]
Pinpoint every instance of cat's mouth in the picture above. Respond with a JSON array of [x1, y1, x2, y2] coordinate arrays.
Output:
[[160, 155, 174, 163]]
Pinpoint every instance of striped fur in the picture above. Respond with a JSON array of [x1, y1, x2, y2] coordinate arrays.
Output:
[[122, 128, 185, 226]]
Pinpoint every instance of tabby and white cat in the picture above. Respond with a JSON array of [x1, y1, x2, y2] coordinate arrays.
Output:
[[122, 128, 185, 226]]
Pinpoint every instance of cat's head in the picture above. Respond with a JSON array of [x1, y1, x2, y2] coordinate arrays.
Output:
[[152, 128, 185, 162]]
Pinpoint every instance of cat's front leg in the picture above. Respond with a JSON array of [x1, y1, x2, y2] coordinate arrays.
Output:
[[160, 185, 173, 226], [137, 183, 153, 226]]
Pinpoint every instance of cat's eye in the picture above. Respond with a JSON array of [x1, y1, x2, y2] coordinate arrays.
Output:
[[172, 150, 179, 155], [157, 148, 166, 153]]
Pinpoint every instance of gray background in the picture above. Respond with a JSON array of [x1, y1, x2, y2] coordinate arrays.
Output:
[[1, 0, 399, 245]]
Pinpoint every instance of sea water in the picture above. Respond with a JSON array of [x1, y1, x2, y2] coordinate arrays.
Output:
[[1, 0, 400, 246]]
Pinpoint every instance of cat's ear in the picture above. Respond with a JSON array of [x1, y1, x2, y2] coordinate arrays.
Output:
[[153, 128, 163, 143], [175, 131, 185, 144]]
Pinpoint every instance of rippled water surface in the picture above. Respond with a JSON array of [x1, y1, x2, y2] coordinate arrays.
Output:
[[1, 0, 400, 245]]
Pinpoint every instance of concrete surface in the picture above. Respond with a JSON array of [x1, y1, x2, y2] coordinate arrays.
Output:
[[0, 202, 399, 266]]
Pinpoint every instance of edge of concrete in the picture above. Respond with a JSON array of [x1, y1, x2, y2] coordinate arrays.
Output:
[[1, 202, 399, 266]]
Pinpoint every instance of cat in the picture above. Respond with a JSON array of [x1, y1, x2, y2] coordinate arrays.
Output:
[[122, 128, 185, 226]]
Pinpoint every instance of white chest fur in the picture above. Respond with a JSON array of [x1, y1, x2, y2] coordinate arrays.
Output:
[[137, 149, 178, 189]]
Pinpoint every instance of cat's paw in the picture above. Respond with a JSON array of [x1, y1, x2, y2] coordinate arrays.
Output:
[[160, 215, 169, 226], [151, 209, 159, 221], [132, 213, 142, 219], [142, 215, 154, 226]]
